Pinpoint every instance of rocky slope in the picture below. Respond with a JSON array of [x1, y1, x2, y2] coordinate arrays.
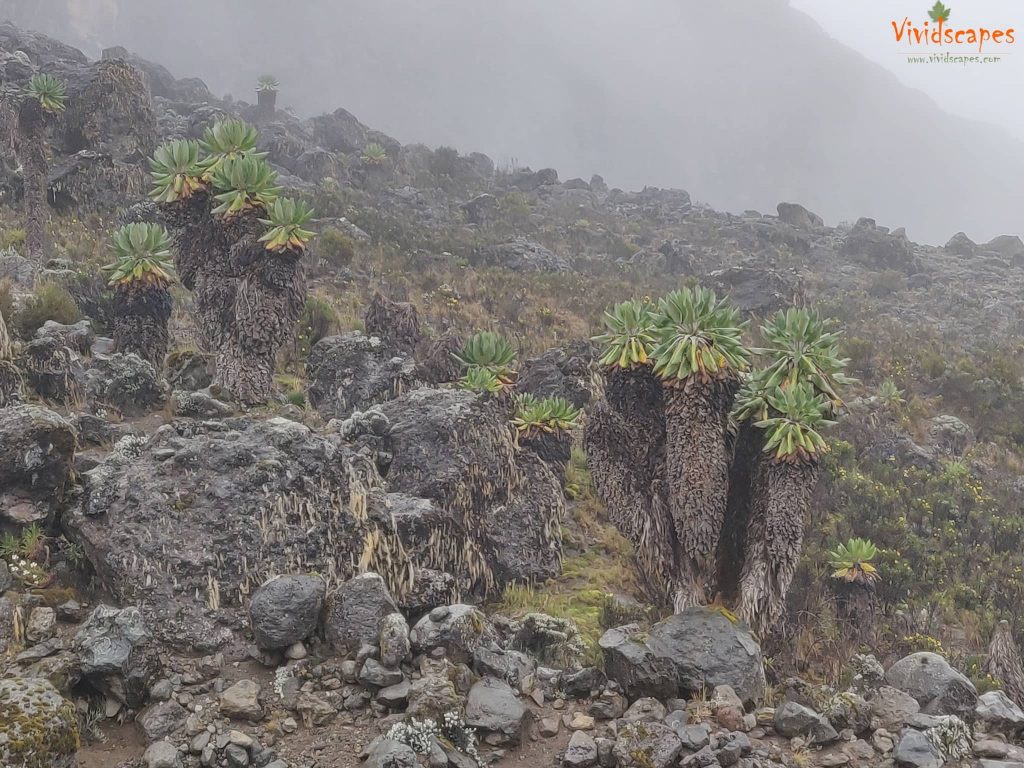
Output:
[[1, 21, 1024, 768]]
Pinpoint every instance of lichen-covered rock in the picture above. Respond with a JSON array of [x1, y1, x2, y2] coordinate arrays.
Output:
[[66, 418, 389, 651], [600, 625, 677, 700], [83, 352, 167, 415], [18, 337, 82, 404], [0, 405, 76, 525], [74, 604, 161, 709], [324, 572, 399, 655], [379, 387, 564, 586], [644, 607, 765, 704], [512, 612, 585, 669], [465, 676, 528, 744], [411, 604, 495, 664], [840, 217, 918, 271], [885, 652, 978, 719], [612, 721, 682, 768], [776, 201, 824, 230], [249, 574, 326, 651], [379, 612, 412, 668], [307, 331, 418, 419], [976, 690, 1024, 735], [892, 729, 943, 768], [0, 677, 79, 768], [472, 237, 570, 273], [516, 342, 593, 409], [170, 390, 233, 418], [34, 319, 95, 354]]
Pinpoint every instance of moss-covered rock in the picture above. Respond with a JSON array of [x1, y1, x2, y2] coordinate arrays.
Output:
[[0, 677, 79, 768]]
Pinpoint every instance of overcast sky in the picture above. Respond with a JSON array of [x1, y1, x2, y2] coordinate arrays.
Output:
[[792, 0, 1024, 141]]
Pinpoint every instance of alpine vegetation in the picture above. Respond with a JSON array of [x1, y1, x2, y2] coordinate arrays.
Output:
[[148, 118, 313, 404], [586, 291, 851, 633]]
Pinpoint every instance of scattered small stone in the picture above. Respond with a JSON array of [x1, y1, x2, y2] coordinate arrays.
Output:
[[143, 740, 182, 768], [138, 699, 188, 741], [224, 743, 250, 767], [568, 712, 595, 730], [564, 729, 598, 768], [189, 732, 211, 754], [220, 679, 263, 721], [359, 658, 404, 688], [56, 599, 84, 622], [150, 679, 173, 702], [26, 606, 56, 643], [284, 641, 307, 660], [539, 716, 561, 737], [892, 729, 943, 768]]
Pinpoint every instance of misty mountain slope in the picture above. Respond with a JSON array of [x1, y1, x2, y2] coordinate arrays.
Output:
[[2, 0, 1023, 243]]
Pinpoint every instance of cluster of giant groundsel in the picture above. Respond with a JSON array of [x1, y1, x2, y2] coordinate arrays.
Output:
[[132, 118, 317, 403], [586, 287, 851, 634]]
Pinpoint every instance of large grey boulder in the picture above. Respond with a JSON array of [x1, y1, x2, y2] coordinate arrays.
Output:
[[776, 201, 824, 230], [599, 624, 677, 700], [411, 604, 495, 664], [83, 352, 166, 415], [0, 405, 77, 525], [885, 652, 978, 718], [35, 319, 95, 354], [307, 331, 417, 419], [773, 701, 838, 744], [984, 234, 1024, 261], [249, 574, 326, 650], [0, 677, 79, 768], [892, 729, 943, 768], [976, 690, 1024, 735], [379, 387, 564, 584], [564, 730, 598, 768], [644, 607, 765, 704], [324, 572, 399, 655], [840, 217, 918, 271], [465, 676, 528, 744], [926, 414, 974, 456], [516, 342, 593, 409], [65, 417, 392, 651], [707, 264, 802, 316], [869, 685, 921, 730], [472, 237, 570, 273], [74, 605, 161, 709]]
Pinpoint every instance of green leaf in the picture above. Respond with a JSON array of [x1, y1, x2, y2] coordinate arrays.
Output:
[[928, 1, 950, 22]]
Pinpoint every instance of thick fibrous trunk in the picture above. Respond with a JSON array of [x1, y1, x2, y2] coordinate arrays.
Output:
[[162, 194, 306, 405], [112, 284, 172, 368], [520, 430, 572, 484], [663, 377, 738, 609], [256, 90, 277, 121], [217, 247, 305, 405], [364, 292, 421, 354], [986, 620, 1024, 709], [737, 456, 820, 636], [416, 331, 464, 384], [833, 580, 877, 643], [584, 366, 676, 606], [717, 422, 764, 603], [18, 100, 50, 266]]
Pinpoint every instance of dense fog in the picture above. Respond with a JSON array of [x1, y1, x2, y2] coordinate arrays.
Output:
[[2, 0, 1023, 243]]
